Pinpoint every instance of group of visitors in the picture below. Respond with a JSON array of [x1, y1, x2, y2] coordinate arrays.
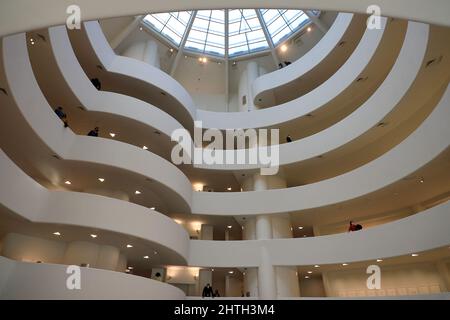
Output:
[[202, 284, 220, 298], [53, 78, 102, 129], [278, 61, 292, 69]]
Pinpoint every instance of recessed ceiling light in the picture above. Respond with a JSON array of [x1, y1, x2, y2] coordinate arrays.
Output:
[[53, 232, 61, 236], [202, 57, 207, 63], [280, 44, 287, 52], [143, 256, 149, 259], [227, 187, 232, 191], [64, 180, 71, 185], [109, 132, 116, 138], [307, 26, 312, 32], [126, 244, 133, 248], [142, 146, 148, 150], [411, 253, 419, 257], [376, 259, 383, 262], [342, 263, 348, 266], [139, 27, 143, 31], [98, 178, 105, 182], [298, 226, 303, 230], [125, 269, 130, 273], [127, 266, 133, 270], [419, 178, 424, 183], [305, 276, 310, 279], [307, 271, 313, 274], [135, 190, 141, 195], [90, 234, 97, 238], [211, 268, 214, 271], [228, 271, 234, 274], [150, 207, 155, 210], [314, 265, 320, 268], [169, 48, 174, 52], [227, 225, 232, 229]]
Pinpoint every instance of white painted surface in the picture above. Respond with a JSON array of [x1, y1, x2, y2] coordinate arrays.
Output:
[[0, 149, 190, 264], [0, 256, 185, 299], [193, 84, 450, 215], [1, 0, 449, 38], [189, 200, 450, 267], [252, 13, 353, 103]]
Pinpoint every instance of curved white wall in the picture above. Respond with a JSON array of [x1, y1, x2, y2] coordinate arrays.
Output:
[[189, 200, 450, 267], [48, 25, 189, 150], [4, 26, 448, 219], [0, 257, 185, 299], [252, 13, 353, 103], [84, 17, 387, 131], [192, 84, 450, 215], [194, 18, 386, 130], [0, 149, 190, 264], [193, 21, 429, 170], [83, 21, 197, 122], [2, 32, 193, 212], [1, 0, 449, 38]]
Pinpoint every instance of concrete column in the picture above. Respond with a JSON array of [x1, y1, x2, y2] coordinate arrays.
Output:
[[63, 241, 121, 271], [305, 11, 329, 34], [238, 61, 260, 112], [321, 271, 332, 297], [242, 171, 299, 299], [243, 268, 258, 297], [96, 245, 120, 271], [110, 15, 143, 49], [436, 260, 450, 291], [122, 40, 160, 68], [276, 266, 300, 297], [200, 224, 214, 240], [258, 247, 277, 299], [242, 218, 256, 240], [143, 40, 160, 68], [272, 214, 293, 239], [63, 241, 99, 267], [116, 253, 127, 272], [256, 215, 273, 240]]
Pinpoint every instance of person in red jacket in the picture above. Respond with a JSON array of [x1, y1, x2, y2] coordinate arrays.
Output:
[[348, 221, 363, 232]]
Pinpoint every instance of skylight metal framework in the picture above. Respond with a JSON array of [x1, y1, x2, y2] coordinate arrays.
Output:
[[142, 9, 314, 59]]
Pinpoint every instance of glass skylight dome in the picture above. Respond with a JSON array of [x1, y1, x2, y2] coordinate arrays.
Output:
[[143, 9, 318, 59]]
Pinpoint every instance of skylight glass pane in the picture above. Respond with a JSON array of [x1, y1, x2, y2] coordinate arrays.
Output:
[[143, 11, 192, 46], [227, 9, 268, 57], [144, 9, 310, 58], [185, 10, 225, 57], [260, 9, 310, 46]]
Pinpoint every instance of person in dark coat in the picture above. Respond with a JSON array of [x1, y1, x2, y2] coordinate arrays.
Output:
[[54, 106, 68, 128], [87, 127, 99, 137], [202, 283, 214, 298], [91, 78, 101, 90]]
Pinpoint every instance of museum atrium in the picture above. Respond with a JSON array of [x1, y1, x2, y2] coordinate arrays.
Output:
[[0, 1, 449, 299]]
